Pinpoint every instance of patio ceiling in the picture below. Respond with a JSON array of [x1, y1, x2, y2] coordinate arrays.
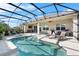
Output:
[[0, 3, 79, 27]]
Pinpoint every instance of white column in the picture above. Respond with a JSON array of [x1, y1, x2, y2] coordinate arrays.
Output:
[[73, 14, 79, 40], [23, 25, 26, 33], [37, 23, 40, 34], [8, 31, 11, 35]]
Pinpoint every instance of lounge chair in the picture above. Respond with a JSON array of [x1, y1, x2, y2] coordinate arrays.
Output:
[[49, 30, 61, 39], [56, 31, 66, 44], [56, 31, 66, 47], [55, 31, 61, 38], [49, 32, 56, 39], [58, 31, 66, 40]]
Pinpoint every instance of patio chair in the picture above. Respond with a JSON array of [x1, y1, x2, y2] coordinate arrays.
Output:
[[56, 31, 67, 46], [57, 31, 67, 41], [49, 32, 56, 39], [55, 31, 61, 38], [49, 30, 61, 39]]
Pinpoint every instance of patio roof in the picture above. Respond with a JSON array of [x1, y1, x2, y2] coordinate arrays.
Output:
[[0, 3, 79, 27]]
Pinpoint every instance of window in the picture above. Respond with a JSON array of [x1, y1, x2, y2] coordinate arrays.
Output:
[[56, 27, 60, 30], [61, 24, 65, 30], [56, 24, 65, 31], [56, 24, 61, 30], [43, 25, 49, 30], [43, 27, 45, 30], [43, 27, 49, 30]]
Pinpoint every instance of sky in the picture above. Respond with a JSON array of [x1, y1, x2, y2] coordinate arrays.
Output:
[[0, 3, 79, 27]]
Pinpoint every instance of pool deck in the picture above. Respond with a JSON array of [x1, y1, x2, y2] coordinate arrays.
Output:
[[0, 40, 17, 56], [37, 34, 79, 56], [0, 33, 79, 56], [26, 33, 79, 56]]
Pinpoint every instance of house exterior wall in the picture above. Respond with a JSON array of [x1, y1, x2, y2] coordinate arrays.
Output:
[[25, 18, 73, 34], [73, 14, 79, 40], [48, 19, 73, 31], [24, 24, 37, 32], [22, 13, 79, 40], [39, 18, 73, 34]]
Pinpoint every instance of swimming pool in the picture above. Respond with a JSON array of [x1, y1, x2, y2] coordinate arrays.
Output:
[[10, 36, 67, 56]]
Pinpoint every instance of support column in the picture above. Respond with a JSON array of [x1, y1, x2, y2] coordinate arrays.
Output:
[[23, 25, 26, 33], [73, 14, 79, 40], [37, 23, 40, 34], [48, 23, 51, 35], [8, 31, 11, 35]]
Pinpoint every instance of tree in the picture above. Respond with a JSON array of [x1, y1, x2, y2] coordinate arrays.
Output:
[[13, 27, 24, 33], [0, 22, 10, 40]]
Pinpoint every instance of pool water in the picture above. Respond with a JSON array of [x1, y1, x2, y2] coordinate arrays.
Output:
[[10, 36, 66, 56]]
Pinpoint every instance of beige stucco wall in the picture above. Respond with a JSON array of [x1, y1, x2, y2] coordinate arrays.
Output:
[[25, 18, 73, 33], [39, 18, 73, 33], [24, 13, 77, 33], [48, 18, 73, 31]]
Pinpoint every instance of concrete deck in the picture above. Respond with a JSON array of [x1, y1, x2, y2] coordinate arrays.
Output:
[[0, 40, 17, 56], [37, 34, 79, 56]]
